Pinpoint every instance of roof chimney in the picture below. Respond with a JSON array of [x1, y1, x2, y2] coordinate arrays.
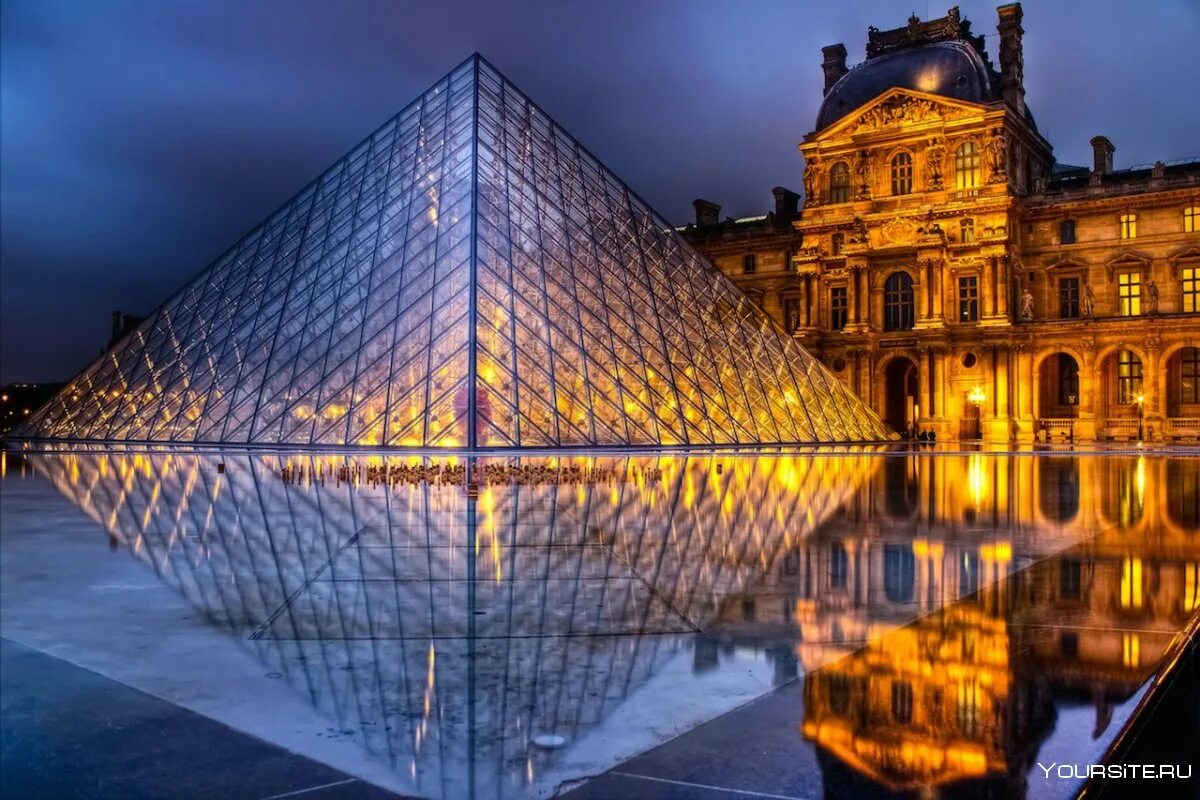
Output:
[[772, 187, 800, 221], [821, 44, 848, 95], [996, 4, 1025, 116], [1090, 136, 1115, 175], [693, 198, 721, 228]]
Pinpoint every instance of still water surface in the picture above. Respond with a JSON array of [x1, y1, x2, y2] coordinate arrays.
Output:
[[5, 449, 1198, 798]]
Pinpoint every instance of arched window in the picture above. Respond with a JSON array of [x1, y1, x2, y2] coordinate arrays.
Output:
[[955, 142, 981, 189], [891, 152, 913, 196], [884, 271, 915, 331], [828, 162, 850, 204], [1116, 350, 1143, 404]]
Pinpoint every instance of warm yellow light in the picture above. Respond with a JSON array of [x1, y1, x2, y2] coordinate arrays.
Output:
[[967, 386, 986, 406], [1135, 392, 1145, 405]]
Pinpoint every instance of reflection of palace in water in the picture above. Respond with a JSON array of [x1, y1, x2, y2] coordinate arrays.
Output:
[[771, 454, 1198, 797], [17, 449, 1200, 798], [25, 449, 879, 799]]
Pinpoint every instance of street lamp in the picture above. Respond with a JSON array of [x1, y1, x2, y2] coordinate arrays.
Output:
[[1136, 392, 1145, 442]]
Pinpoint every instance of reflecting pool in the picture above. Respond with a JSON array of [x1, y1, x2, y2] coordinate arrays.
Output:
[[1, 449, 1197, 799]]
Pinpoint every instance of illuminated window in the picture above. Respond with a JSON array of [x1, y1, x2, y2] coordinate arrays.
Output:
[[828, 161, 851, 204], [1120, 213, 1137, 239], [891, 681, 913, 724], [1183, 266, 1199, 313], [1185, 563, 1199, 613], [1060, 219, 1076, 244], [884, 271, 915, 331], [830, 286, 848, 331], [831, 232, 844, 256], [830, 541, 848, 588], [958, 276, 979, 322], [1116, 350, 1143, 404], [957, 680, 981, 737], [1059, 276, 1080, 318], [1122, 632, 1140, 668], [955, 142, 981, 189], [1185, 206, 1198, 233], [1120, 557, 1143, 609], [743, 254, 757, 274], [1117, 272, 1141, 316], [891, 152, 913, 196], [1179, 347, 1200, 404], [960, 218, 975, 243]]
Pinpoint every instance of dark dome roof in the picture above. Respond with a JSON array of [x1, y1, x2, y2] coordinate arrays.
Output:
[[816, 40, 1000, 132]]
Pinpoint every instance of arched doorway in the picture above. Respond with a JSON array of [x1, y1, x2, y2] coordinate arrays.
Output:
[[884, 357, 918, 435], [1037, 352, 1080, 441]]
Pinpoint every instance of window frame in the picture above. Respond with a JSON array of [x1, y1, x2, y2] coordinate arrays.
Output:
[[1117, 271, 1141, 316], [955, 142, 981, 190], [1060, 218, 1077, 245], [742, 253, 757, 275], [1179, 347, 1200, 405], [829, 285, 849, 331], [958, 274, 979, 323], [890, 151, 914, 196], [830, 232, 844, 256], [1119, 213, 1138, 240], [1116, 349, 1143, 405], [960, 217, 975, 243], [828, 162, 851, 204], [1184, 205, 1198, 233], [1058, 275, 1081, 319], [883, 271, 916, 332], [1182, 264, 1199, 313]]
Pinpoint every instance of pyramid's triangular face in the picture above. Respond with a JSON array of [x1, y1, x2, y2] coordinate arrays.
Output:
[[16, 56, 893, 448]]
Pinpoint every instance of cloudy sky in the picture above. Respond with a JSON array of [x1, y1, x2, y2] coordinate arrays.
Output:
[[2, 0, 1197, 381]]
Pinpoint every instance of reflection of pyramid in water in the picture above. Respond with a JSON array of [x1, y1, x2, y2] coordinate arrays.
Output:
[[18, 56, 892, 448]]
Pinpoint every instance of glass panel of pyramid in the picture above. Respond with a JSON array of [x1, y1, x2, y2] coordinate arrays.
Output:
[[13, 56, 894, 448]]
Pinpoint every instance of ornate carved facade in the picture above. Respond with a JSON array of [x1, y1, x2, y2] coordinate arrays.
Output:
[[682, 4, 1199, 444]]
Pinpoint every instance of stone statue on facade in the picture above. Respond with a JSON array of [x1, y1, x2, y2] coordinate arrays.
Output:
[[1146, 279, 1159, 314], [1020, 287, 1035, 321], [803, 160, 819, 206], [986, 129, 1007, 183], [924, 139, 945, 190], [849, 216, 869, 244], [854, 150, 872, 198], [1081, 282, 1095, 319]]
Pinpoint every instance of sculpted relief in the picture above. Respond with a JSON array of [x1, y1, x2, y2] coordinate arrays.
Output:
[[852, 95, 971, 133]]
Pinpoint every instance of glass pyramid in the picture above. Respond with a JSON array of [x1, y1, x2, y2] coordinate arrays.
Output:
[[15, 56, 893, 448]]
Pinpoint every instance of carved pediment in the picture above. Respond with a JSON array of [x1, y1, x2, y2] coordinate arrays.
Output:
[[851, 92, 975, 134]]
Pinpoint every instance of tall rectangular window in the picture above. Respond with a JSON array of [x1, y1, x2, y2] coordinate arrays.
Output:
[[1181, 347, 1200, 404], [1120, 213, 1137, 239], [1185, 563, 1200, 614], [828, 162, 850, 204], [955, 142, 980, 189], [1122, 633, 1140, 668], [1185, 206, 1198, 233], [743, 254, 756, 274], [1059, 276, 1080, 318], [891, 681, 913, 724], [958, 276, 979, 322], [1183, 266, 1199, 313], [1118, 272, 1141, 316], [1060, 219, 1076, 244], [1117, 350, 1143, 404], [830, 286, 848, 331], [831, 232, 844, 256]]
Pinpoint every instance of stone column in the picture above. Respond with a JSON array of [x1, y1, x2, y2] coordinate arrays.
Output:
[[918, 348, 932, 423], [983, 256, 996, 317]]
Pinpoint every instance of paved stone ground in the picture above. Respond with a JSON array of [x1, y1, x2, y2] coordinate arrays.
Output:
[[0, 638, 408, 800]]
